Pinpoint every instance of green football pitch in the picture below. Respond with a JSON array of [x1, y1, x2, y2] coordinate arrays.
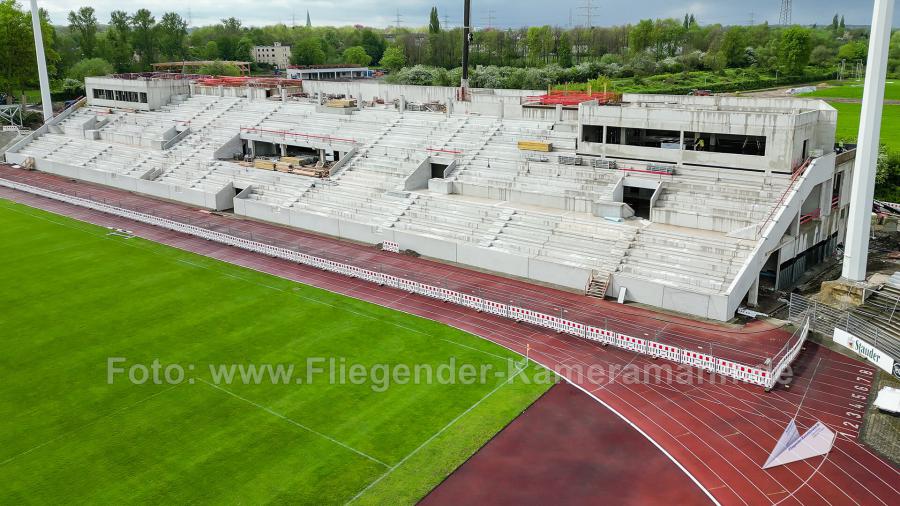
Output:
[[0, 200, 552, 504]]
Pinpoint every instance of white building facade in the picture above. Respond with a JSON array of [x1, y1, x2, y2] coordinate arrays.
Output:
[[252, 42, 291, 68]]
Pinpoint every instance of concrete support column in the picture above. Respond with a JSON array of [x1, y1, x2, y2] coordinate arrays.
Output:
[[280, 87, 287, 103], [748, 274, 760, 307], [249, 140, 256, 157], [842, 0, 895, 282], [399, 95, 406, 113], [280, 144, 287, 156], [555, 104, 563, 122], [218, 85, 224, 98], [318, 149, 326, 163], [820, 180, 833, 216]]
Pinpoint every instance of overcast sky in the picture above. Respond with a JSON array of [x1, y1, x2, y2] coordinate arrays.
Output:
[[35, 0, 892, 30]]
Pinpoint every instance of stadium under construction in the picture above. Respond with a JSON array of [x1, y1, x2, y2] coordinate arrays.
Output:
[[4, 73, 855, 323]]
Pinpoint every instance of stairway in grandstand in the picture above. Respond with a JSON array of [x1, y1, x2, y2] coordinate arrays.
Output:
[[650, 171, 792, 233], [585, 273, 611, 299], [616, 226, 754, 295]]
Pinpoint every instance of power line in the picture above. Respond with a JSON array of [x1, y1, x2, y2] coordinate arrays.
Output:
[[577, 0, 600, 29], [779, 0, 792, 26], [482, 9, 496, 29]]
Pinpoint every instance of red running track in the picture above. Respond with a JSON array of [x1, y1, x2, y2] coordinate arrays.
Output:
[[1, 166, 897, 505], [0, 165, 790, 367], [421, 383, 712, 505]]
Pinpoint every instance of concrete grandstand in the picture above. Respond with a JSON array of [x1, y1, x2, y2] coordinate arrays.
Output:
[[3, 74, 856, 321]]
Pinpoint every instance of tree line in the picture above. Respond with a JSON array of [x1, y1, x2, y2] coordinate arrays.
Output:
[[0, 1, 893, 101]]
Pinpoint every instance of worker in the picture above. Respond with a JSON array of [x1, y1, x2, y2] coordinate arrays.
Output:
[[694, 138, 705, 151]]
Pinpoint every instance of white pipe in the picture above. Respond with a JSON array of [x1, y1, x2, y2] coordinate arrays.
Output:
[[29, 0, 53, 122], [842, 0, 895, 282]]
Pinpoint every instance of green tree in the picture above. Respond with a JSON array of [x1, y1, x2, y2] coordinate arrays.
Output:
[[203, 40, 219, 60], [719, 27, 747, 67], [831, 14, 839, 31], [235, 36, 253, 62], [837, 41, 868, 62], [810, 45, 835, 66], [379, 45, 406, 71], [68, 57, 114, 81], [197, 60, 241, 76], [428, 6, 441, 34], [342, 46, 372, 66], [778, 26, 812, 74], [67, 7, 98, 58], [157, 12, 188, 61], [360, 28, 386, 63], [291, 38, 326, 65], [0, 0, 58, 99], [130, 9, 157, 69], [629, 19, 654, 54], [557, 32, 572, 68], [105, 10, 133, 72], [839, 16, 845, 30]]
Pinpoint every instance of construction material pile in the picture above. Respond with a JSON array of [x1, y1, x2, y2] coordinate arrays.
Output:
[[250, 156, 330, 178], [524, 90, 622, 106]]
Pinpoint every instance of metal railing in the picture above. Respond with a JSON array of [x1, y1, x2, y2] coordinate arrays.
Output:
[[788, 292, 900, 359], [1, 176, 806, 390]]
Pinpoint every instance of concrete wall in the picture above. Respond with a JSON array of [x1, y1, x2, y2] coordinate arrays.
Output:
[[578, 95, 837, 174], [725, 153, 838, 316], [86, 77, 190, 111], [611, 273, 730, 321]]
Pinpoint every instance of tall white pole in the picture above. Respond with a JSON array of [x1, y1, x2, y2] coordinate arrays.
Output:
[[29, 0, 54, 122], [842, 0, 895, 282]]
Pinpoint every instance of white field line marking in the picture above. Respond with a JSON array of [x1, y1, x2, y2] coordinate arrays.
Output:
[[197, 378, 389, 468], [0, 384, 181, 467], [345, 365, 529, 504], [4, 198, 718, 503]]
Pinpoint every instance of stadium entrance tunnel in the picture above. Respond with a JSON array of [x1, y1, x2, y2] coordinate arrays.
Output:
[[431, 161, 449, 179], [623, 184, 654, 219]]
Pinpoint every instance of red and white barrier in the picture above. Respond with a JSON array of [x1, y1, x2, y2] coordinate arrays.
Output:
[[0, 177, 800, 390]]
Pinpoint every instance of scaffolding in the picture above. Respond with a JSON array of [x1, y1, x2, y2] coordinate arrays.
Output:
[[0, 104, 24, 127]]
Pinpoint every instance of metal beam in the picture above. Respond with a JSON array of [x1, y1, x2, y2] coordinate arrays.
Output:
[[842, 0, 895, 282], [29, 0, 53, 122]]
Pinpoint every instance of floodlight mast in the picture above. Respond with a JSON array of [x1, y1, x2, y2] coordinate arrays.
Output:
[[461, 0, 471, 94], [29, 0, 54, 122], [841, 0, 895, 282]]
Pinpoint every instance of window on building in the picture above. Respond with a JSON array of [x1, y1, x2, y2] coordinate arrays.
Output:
[[621, 128, 681, 149], [582, 125, 603, 143], [685, 132, 767, 156], [92, 88, 147, 103]]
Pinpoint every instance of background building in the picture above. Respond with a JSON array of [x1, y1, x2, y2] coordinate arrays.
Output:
[[252, 42, 291, 69]]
